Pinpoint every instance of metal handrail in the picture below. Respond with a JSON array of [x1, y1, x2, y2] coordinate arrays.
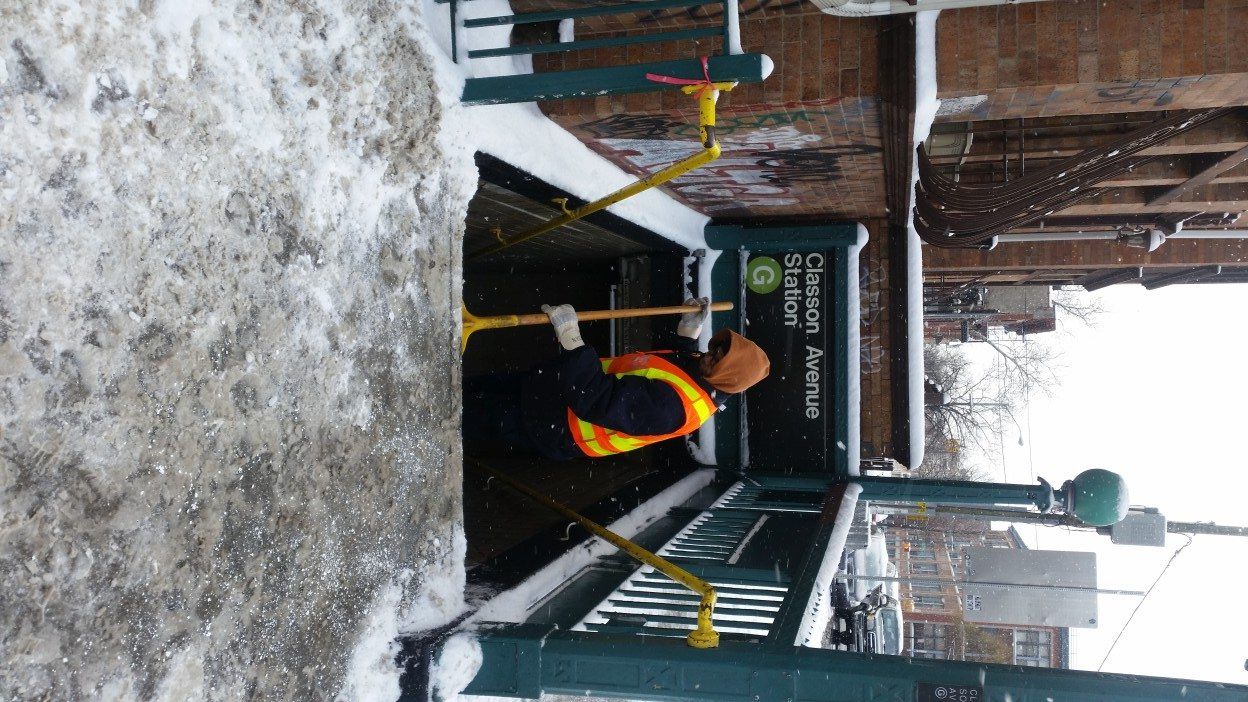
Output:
[[466, 80, 734, 261], [472, 460, 722, 648]]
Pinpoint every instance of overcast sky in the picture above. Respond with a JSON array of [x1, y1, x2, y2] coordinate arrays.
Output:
[[962, 283, 1248, 684]]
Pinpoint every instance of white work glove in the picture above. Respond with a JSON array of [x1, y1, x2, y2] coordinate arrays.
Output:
[[541, 304, 584, 351], [677, 297, 710, 339]]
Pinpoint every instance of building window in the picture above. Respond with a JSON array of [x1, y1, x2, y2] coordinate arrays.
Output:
[[1014, 629, 1052, 667], [907, 539, 936, 560], [909, 581, 942, 592], [907, 623, 950, 659], [910, 562, 938, 575], [913, 595, 946, 609]]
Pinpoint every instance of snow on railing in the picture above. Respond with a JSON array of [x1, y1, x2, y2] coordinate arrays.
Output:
[[812, 0, 1051, 17]]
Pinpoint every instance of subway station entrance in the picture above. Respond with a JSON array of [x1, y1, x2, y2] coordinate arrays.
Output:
[[460, 154, 707, 588]]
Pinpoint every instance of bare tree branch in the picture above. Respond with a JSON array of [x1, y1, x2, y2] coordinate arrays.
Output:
[[1051, 287, 1105, 328], [922, 337, 1063, 473]]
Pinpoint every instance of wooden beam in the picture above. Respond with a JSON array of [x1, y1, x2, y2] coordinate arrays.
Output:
[[1141, 265, 1222, 290], [930, 141, 1248, 165], [1011, 269, 1053, 285], [1060, 200, 1248, 216], [1077, 267, 1144, 292], [1098, 175, 1248, 188], [1148, 144, 1248, 205]]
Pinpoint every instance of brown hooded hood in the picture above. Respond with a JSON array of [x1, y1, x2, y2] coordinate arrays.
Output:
[[701, 329, 770, 394]]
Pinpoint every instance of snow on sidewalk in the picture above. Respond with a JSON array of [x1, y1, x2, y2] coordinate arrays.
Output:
[[1, 1, 472, 699]]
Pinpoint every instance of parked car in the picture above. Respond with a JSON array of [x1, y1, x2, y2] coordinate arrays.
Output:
[[831, 528, 904, 655]]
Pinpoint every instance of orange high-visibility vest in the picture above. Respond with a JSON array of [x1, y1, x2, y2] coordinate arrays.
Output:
[[567, 352, 716, 458]]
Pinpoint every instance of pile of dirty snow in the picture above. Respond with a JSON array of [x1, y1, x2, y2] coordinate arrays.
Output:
[[0, 0, 473, 699]]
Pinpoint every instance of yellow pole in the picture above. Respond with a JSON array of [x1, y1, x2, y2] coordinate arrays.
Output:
[[471, 460, 720, 649], [466, 82, 737, 263], [461, 300, 734, 353]]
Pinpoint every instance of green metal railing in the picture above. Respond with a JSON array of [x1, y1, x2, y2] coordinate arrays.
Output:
[[440, 0, 771, 105], [461, 474, 1248, 702], [466, 626, 1248, 702], [570, 479, 826, 644], [447, 0, 742, 63], [474, 460, 724, 649]]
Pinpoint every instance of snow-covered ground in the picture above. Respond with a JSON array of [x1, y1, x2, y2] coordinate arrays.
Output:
[[1, 1, 474, 699]]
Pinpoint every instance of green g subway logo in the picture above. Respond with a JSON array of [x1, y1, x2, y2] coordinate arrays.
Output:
[[746, 256, 782, 294]]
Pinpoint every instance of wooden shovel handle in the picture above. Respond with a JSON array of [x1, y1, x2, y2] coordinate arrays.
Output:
[[510, 301, 733, 327]]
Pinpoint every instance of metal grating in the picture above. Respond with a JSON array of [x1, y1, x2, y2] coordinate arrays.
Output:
[[579, 566, 785, 638], [718, 481, 826, 514], [573, 482, 791, 640]]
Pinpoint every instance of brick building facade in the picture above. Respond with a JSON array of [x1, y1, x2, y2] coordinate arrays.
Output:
[[859, 221, 895, 457], [935, 1, 1247, 119], [888, 521, 1069, 667], [531, 5, 889, 221]]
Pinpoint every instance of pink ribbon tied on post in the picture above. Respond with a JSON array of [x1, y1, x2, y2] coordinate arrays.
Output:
[[645, 56, 716, 96]]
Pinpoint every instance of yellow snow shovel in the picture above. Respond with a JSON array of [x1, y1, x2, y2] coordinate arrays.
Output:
[[460, 301, 733, 353]]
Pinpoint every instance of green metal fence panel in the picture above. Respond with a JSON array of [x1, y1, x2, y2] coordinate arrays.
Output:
[[459, 472, 1247, 702], [467, 627, 1248, 702], [455, 0, 769, 104], [568, 480, 810, 642], [467, 27, 721, 59], [461, 54, 772, 105], [761, 483, 849, 649], [515, 472, 847, 657], [463, 0, 719, 28]]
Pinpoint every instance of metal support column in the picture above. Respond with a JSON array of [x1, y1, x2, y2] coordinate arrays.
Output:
[[853, 475, 1059, 512]]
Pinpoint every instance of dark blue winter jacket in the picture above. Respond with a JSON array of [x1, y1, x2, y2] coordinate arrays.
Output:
[[520, 337, 716, 461]]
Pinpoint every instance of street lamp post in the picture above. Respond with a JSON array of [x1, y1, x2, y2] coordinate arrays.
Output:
[[853, 468, 1130, 527]]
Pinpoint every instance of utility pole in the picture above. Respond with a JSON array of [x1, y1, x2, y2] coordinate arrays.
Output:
[[836, 571, 1145, 597], [1159, 520, 1248, 538], [875, 503, 1248, 545]]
